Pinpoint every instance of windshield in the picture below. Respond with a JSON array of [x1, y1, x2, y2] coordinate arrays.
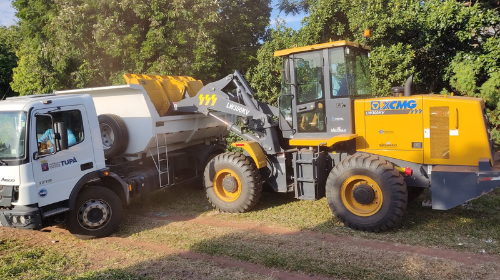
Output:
[[0, 111, 27, 159]]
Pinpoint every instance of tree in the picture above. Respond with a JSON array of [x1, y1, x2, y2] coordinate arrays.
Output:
[[11, 0, 271, 95], [248, 0, 500, 142], [0, 25, 21, 98]]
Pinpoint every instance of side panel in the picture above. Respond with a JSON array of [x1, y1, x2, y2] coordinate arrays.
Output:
[[359, 96, 424, 163], [422, 96, 492, 165]]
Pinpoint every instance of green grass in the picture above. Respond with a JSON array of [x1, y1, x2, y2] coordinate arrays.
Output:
[[6, 181, 497, 280], [123, 214, 497, 280], [126, 183, 500, 255], [0, 238, 152, 280]]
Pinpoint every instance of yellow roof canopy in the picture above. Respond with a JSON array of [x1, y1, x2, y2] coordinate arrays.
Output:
[[274, 40, 370, 57]]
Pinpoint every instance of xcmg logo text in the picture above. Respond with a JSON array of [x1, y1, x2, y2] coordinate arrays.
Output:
[[371, 100, 417, 110]]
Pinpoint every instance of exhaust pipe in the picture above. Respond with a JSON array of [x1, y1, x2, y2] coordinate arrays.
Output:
[[404, 75, 413, 97]]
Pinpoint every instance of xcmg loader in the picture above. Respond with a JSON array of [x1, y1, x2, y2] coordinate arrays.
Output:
[[174, 40, 499, 232]]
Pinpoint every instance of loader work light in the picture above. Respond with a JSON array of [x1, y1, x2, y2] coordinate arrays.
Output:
[[363, 29, 371, 38]]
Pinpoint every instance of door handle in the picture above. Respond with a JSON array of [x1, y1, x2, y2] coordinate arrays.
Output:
[[80, 162, 94, 171], [298, 106, 308, 111]]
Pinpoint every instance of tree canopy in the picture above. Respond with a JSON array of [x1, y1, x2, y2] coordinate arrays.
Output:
[[0, 25, 21, 98], [3, 0, 500, 142], [246, 0, 500, 141], [10, 0, 271, 95]]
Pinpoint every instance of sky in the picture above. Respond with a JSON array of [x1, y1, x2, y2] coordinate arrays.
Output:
[[0, 0, 16, 26], [0, 0, 305, 29], [270, 0, 307, 30]]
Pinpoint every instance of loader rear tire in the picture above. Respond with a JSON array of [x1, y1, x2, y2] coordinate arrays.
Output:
[[326, 154, 408, 232], [98, 114, 129, 159], [204, 152, 262, 213]]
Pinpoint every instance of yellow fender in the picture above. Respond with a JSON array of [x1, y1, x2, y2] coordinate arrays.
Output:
[[231, 141, 267, 169]]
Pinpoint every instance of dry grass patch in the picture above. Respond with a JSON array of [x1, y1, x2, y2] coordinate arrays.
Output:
[[0, 228, 276, 280], [120, 214, 500, 280], [127, 183, 500, 255]]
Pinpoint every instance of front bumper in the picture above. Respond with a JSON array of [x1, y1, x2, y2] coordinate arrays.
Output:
[[0, 205, 42, 230]]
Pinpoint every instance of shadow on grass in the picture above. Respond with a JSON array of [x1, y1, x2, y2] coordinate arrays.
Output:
[[117, 178, 500, 255], [116, 179, 298, 237], [304, 188, 500, 254]]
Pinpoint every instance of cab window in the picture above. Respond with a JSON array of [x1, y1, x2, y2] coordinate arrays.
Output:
[[329, 48, 348, 97], [36, 110, 85, 155], [295, 51, 323, 104]]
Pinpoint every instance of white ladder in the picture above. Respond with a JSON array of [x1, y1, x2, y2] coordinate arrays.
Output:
[[148, 133, 170, 188]]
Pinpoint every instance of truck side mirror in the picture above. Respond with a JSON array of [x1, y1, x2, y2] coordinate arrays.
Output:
[[54, 122, 68, 151]]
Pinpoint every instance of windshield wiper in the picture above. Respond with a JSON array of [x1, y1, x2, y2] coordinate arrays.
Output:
[[0, 159, 7, 166]]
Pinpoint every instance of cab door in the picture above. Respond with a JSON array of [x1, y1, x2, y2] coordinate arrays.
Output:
[[292, 50, 327, 137], [31, 105, 97, 207]]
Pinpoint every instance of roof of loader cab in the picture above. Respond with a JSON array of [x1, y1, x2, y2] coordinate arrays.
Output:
[[273, 40, 370, 57]]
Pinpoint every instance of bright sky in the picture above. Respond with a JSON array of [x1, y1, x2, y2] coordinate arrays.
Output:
[[0, 0, 305, 29], [0, 0, 16, 26], [270, 0, 307, 30]]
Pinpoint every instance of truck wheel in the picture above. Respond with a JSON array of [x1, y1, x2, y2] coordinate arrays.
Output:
[[204, 152, 262, 213], [326, 154, 408, 232], [66, 186, 122, 239], [98, 114, 128, 159]]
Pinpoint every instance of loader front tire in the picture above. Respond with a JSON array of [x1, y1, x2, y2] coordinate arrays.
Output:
[[326, 154, 408, 232], [204, 152, 262, 213]]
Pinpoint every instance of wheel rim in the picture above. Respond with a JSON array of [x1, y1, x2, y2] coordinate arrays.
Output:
[[341, 175, 383, 217], [99, 123, 114, 150], [213, 169, 242, 202], [77, 199, 112, 230]]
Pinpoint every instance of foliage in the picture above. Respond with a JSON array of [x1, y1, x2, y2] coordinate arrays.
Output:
[[0, 26, 21, 98], [11, 0, 271, 95], [248, 0, 500, 143], [246, 21, 302, 106]]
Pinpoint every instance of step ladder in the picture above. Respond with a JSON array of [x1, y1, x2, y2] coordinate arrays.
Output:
[[148, 133, 171, 188], [292, 148, 327, 200]]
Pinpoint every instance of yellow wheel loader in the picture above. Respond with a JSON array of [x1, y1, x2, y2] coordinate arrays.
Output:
[[169, 40, 498, 232]]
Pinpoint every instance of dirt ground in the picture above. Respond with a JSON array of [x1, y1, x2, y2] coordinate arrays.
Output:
[[2, 207, 499, 280]]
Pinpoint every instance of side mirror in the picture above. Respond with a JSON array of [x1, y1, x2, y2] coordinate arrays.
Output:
[[33, 151, 39, 160], [54, 122, 68, 151], [284, 59, 290, 83]]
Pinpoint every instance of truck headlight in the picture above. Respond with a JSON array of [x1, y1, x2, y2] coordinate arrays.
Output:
[[8, 215, 33, 227]]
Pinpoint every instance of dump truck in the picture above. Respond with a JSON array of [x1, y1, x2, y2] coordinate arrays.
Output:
[[1, 40, 499, 238], [0, 75, 233, 239]]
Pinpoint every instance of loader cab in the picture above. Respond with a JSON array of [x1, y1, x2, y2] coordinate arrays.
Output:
[[275, 41, 371, 139]]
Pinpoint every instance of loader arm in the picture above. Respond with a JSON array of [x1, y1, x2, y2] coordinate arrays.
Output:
[[175, 70, 283, 155]]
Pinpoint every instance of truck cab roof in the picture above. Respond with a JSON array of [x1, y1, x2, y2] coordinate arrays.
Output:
[[0, 93, 92, 112]]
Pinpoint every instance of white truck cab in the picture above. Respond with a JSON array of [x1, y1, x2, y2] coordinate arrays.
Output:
[[0, 94, 129, 237]]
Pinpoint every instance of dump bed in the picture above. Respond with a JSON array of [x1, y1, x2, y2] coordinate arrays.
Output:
[[55, 84, 234, 159]]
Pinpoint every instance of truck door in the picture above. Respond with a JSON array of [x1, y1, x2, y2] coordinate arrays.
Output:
[[31, 105, 96, 207]]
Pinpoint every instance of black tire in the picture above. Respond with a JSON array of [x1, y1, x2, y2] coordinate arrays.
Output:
[[407, 186, 425, 202], [66, 186, 123, 240], [98, 114, 129, 159], [326, 154, 408, 232], [204, 152, 262, 213]]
